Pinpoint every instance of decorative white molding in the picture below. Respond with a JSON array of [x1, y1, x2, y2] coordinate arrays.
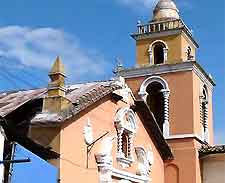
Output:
[[112, 168, 149, 183], [139, 76, 169, 98], [148, 48, 153, 65], [166, 133, 204, 143], [148, 40, 169, 65], [115, 107, 137, 133], [83, 118, 94, 145], [95, 137, 115, 183], [135, 146, 154, 177], [119, 180, 132, 183], [139, 76, 170, 138], [115, 107, 137, 168]]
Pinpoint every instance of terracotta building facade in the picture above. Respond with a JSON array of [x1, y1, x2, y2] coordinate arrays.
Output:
[[0, 0, 224, 183]]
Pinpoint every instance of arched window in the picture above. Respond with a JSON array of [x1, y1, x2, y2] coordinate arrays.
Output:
[[115, 107, 137, 167], [139, 76, 170, 138], [154, 43, 165, 64], [148, 40, 168, 65], [200, 86, 209, 143]]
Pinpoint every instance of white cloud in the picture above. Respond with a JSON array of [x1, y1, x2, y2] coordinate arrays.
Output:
[[0, 26, 110, 81]]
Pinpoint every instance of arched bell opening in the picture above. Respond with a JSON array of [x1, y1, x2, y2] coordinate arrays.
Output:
[[139, 76, 170, 138], [146, 82, 164, 132]]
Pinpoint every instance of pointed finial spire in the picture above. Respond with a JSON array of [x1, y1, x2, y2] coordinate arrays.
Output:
[[49, 56, 65, 77], [47, 56, 66, 97]]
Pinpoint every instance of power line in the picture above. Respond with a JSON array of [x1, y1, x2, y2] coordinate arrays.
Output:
[[0, 66, 38, 89]]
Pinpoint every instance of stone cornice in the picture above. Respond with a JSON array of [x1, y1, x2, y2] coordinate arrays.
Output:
[[112, 168, 149, 183], [131, 27, 199, 48], [118, 61, 215, 91]]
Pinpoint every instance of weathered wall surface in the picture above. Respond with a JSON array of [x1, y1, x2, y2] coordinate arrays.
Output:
[[201, 154, 225, 183], [59, 94, 164, 183]]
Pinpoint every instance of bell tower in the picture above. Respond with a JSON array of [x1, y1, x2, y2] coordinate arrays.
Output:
[[118, 0, 216, 182], [133, 0, 198, 66]]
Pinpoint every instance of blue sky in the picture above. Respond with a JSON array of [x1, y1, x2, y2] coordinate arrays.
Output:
[[0, 0, 224, 160], [0, 0, 224, 182], [11, 144, 57, 183]]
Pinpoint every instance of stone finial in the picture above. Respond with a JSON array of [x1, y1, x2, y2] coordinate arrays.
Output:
[[48, 56, 66, 97], [49, 56, 65, 77], [43, 56, 71, 113]]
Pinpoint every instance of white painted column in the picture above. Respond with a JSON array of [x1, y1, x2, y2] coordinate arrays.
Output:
[[163, 48, 168, 64], [162, 90, 170, 138], [117, 128, 124, 157], [204, 102, 209, 143], [148, 48, 153, 65], [127, 133, 134, 160]]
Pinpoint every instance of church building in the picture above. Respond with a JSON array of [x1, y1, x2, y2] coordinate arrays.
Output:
[[0, 0, 224, 182]]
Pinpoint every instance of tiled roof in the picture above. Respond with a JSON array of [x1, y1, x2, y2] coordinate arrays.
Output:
[[0, 80, 121, 123], [31, 81, 121, 125], [0, 88, 47, 117], [199, 145, 225, 157]]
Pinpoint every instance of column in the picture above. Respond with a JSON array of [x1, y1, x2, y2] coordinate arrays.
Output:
[[161, 90, 170, 138], [148, 48, 153, 65], [203, 102, 209, 143], [163, 48, 168, 63], [117, 128, 124, 157], [127, 133, 134, 160]]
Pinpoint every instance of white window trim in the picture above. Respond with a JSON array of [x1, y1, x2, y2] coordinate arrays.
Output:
[[115, 107, 137, 168], [139, 76, 170, 138]]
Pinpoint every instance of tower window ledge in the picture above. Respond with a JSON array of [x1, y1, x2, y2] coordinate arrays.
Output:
[[117, 154, 134, 168]]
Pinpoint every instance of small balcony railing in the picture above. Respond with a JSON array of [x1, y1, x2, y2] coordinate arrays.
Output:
[[136, 19, 192, 36]]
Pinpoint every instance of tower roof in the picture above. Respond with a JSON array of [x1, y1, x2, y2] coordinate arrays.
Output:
[[49, 56, 65, 76], [152, 0, 180, 22]]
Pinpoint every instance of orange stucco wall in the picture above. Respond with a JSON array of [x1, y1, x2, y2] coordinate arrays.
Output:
[[126, 69, 213, 141], [165, 138, 202, 183], [126, 70, 196, 135], [59, 95, 164, 183], [125, 67, 214, 183], [192, 72, 214, 144]]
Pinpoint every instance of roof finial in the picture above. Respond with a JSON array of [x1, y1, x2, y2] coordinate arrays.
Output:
[[49, 56, 65, 77], [47, 56, 66, 97]]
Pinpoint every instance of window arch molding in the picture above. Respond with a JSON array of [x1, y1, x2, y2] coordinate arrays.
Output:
[[148, 40, 169, 65], [139, 76, 169, 99], [115, 107, 137, 167], [115, 107, 137, 133], [138, 76, 170, 138]]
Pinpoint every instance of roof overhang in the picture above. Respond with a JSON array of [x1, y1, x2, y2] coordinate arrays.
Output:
[[133, 100, 173, 161]]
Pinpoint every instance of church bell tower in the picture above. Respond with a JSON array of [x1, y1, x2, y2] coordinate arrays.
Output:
[[118, 0, 216, 182]]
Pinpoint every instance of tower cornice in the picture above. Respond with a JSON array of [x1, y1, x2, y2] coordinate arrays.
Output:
[[132, 19, 199, 48], [118, 61, 215, 91]]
